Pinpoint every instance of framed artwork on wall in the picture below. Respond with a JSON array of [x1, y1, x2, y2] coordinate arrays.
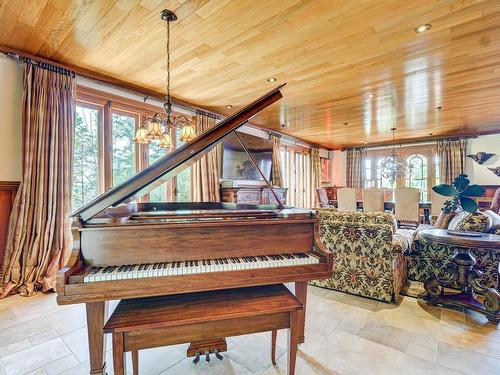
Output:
[[320, 157, 331, 183]]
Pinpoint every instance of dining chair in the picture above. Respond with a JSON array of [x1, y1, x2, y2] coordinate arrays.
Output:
[[430, 189, 449, 218], [337, 188, 358, 212], [362, 188, 385, 212], [316, 188, 333, 208], [394, 187, 420, 228]]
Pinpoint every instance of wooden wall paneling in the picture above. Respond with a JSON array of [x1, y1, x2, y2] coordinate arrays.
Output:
[[0, 182, 19, 271]]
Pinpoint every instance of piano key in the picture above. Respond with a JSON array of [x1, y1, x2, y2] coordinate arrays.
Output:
[[82, 252, 321, 282]]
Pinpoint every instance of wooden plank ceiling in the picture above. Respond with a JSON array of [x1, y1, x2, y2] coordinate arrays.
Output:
[[1, 0, 500, 149]]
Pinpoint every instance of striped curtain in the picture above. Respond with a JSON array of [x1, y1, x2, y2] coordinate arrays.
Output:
[[270, 134, 283, 187], [310, 147, 321, 206], [192, 111, 221, 202], [346, 148, 367, 188], [1, 63, 76, 298], [437, 139, 468, 185]]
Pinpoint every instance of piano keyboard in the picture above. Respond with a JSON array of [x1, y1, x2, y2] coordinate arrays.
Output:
[[83, 253, 320, 283]]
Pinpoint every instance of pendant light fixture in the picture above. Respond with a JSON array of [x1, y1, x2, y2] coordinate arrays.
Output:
[[134, 9, 196, 148], [380, 128, 410, 184]]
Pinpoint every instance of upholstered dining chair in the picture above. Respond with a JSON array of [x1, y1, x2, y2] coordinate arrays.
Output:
[[337, 187, 358, 212], [394, 187, 420, 228], [362, 188, 385, 212], [430, 189, 449, 222], [316, 188, 333, 208]]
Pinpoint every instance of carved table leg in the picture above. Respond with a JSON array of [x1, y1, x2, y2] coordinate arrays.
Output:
[[424, 248, 500, 324], [294, 281, 307, 344], [86, 302, 108, 375]]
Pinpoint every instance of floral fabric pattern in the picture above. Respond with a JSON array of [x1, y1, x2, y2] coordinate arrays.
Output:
[[448, 211, 492, 233], [310, 210, 407, 303]]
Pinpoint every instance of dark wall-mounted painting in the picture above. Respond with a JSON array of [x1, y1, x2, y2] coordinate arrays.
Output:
[[320, 157, 331, 183]]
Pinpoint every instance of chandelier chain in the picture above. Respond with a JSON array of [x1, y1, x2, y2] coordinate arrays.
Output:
[[166, 18, 170, 104]]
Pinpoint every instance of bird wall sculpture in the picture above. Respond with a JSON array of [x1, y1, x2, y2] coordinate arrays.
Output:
[[467, 152, 495, 165], [487, 166, 500, 177]]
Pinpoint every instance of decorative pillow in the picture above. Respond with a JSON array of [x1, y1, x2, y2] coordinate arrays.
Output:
[[483, 210, 500, 231], [448, 210, 492, 233], [433, 211, 455, 229]]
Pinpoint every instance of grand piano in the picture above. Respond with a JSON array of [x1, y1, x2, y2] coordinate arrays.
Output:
[[57, 85, 333, 374]]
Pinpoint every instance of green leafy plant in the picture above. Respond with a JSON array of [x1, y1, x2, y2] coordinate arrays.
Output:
[[432, 174, 485, 213]]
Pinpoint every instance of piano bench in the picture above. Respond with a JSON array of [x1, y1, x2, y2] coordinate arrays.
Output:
[[103, 284, 303, 375]]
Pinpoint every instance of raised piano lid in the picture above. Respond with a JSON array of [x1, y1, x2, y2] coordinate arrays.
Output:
[[72, 85, 286, 223]]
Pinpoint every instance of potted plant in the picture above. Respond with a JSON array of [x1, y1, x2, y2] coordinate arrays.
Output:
[[432, 174, 485, 213]]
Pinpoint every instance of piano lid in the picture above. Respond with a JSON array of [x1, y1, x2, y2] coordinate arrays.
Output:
[[73, 84, 286, 222]]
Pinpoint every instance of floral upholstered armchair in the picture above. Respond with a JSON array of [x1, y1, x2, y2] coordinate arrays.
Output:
[[407, 210, 500, 289], [310, 209, 412, 303]]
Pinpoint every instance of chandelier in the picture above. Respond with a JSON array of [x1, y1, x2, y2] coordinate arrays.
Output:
[[134, 9, 196, 148], [380, 128, 409, 184]]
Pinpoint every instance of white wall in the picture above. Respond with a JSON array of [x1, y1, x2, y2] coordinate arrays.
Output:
[[466, 134, 500, 185], [0, 56, 23, 181]]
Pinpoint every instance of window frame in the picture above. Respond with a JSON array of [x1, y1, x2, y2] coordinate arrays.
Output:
[[73, 85, 194, 207]]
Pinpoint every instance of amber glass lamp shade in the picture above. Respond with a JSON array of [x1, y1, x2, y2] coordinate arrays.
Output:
[[134, 126, 150, 144], [179, 124, 196, 143], [146, 117, 164, 139], [159, 133, 173, 149]]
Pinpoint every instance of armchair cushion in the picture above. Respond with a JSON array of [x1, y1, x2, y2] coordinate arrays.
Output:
[[311, 210, 406, 303]]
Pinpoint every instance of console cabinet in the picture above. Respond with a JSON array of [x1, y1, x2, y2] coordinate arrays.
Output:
[[221, 187, 287, 205]]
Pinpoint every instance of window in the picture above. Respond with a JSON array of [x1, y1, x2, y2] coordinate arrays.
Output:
[[71, 87, 195, 209], [72, 104, 102, 210], [407, 154, 428, 201], [111, 111, 137, 187], [280, 146, 312, 208], [175, 129, 191, 202], [364, 158, 374, 188], [148, 141, 166, 202], [376, 158, 394, 189]]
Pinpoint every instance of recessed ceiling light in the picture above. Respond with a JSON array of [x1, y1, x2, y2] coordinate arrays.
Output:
[[343, 122, 349, 126], [367, 93, 374, 98], [429, 133, 433, 136], [361, 141, 368, 144], [435, 106, 442, 112], [225, 105, 233, 109], [267, 77, 277, 82], [415, 24, 432, 33]]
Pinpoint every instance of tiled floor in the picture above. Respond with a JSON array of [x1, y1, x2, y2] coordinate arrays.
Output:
[[1, 286, 500, 375]]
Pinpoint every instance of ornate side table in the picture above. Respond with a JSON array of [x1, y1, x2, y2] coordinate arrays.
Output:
[[420, 228, 500, 324]]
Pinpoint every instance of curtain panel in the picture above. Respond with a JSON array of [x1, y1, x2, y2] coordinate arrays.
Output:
[[270, 134, 283, 187], [192, 111, 221, 202], [310, 147, 321, 206], [346, 148, 367, 188], [1, 63, 76, 298], [437, 138, 468, 184]]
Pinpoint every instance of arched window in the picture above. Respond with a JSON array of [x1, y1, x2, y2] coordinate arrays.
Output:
[[407, 154, 428, 201], [376, 157, 394, 189]]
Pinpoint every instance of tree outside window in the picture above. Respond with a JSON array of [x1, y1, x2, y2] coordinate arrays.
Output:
[[72, 105, 100, 210]]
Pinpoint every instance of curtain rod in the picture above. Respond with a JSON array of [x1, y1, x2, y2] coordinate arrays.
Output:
[[1, 46, 221, 118], [342, 134, 478, 151]]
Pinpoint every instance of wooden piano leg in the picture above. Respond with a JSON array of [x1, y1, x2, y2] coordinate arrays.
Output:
[[86, 302, 108, 375], [294, 281, 307, 344]]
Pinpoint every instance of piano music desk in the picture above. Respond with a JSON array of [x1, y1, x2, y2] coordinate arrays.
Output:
[[104, 285, 302, 375]]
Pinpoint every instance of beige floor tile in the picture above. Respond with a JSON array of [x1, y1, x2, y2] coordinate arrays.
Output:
[[406, 333, 438, 363], [60, 327, 89, 363], [1, 338, 71, 375], [46, 304, 87, 336], [57, 361, 90, 375], [0, 339, 31, 359], [24, 369, 47, 375], [358, 321, 411, 352], [29, 329, 59, 346], [0, 317, 50, 347], [163, 355, 255, 375], [437, 341, 500, 374], [323, 290, 380, 311], [434, 364, 464, 374], [44, 354, 79, 375]]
